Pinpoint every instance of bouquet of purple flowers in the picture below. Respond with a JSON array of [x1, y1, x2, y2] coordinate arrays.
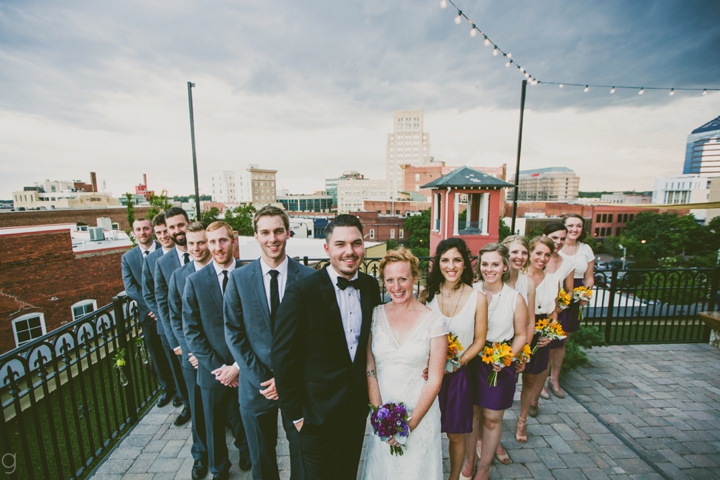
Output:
[[369, 402, 410, 456]]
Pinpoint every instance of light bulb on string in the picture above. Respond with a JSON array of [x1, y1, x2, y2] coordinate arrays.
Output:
[[505, 60, 512, 67], [584, 85, 589, 92], [454, 11, 462, 24], [470, 25, 477, 36], [524, 72, 530, 79], [559, 84, 564, 88], [703, 89, 708, 95], [669, 88, 675, 96], [493, 48, 499, 56], [507, 53, 512, 59], [610, 87, 616, 94], [440, 0, 447, 8], [638, 88, 644, 95], [484, 37, 491, 46]]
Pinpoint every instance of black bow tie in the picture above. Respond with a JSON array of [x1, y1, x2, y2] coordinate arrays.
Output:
[[336, 277, 361, 291]]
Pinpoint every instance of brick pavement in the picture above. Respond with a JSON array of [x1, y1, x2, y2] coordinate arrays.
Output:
[[88, 344, 720, 479]]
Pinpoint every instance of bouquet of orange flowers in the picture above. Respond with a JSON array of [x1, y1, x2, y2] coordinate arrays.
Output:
[[481, 342, 514, 386], [557, 289, 572, 310], [533, 318, 566, 354], [513, 344, 532, 365], [573, 286, 593, 320], [446, 333, 464, 373]]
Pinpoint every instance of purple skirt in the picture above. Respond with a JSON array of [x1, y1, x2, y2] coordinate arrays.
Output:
[[439, 366, 474, 433], [472, 356, 516, 411], [525, 315, 550, 374]]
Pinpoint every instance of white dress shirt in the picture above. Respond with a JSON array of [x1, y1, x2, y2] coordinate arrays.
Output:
[[213, 260, 237, 293], [326, 265, 362, 363], [176, 247, 190, 265], [260, 256, 289, 310], [140, 243, 157, 256]]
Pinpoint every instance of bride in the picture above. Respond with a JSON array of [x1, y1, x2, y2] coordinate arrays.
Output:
[[362, 248, 447, 479]]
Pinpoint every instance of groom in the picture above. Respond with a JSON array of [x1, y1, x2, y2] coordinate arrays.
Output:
[[272, 214, 381, 480]]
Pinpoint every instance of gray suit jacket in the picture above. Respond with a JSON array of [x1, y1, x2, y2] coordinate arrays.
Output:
[[168, 261, 202, 369], [155, 247, 183, 350], [141, 248, 165, 335], [121, 242, 160, 327], [183, 260, 241, 389], [224, 258, 314, 412]]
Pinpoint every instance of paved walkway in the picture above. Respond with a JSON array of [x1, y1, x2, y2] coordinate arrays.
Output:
[[89, 344, 720, 479]]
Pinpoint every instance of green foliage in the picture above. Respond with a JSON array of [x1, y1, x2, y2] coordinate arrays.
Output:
[[404, 210, 430, 258], [201, 206, 221, 223], [561, 326, 607, 376], [386, 239, 399, 251], [578, 191, 613, 198], [224, 204, 256, 236], [525, 226, 544, 241], [124, 192, 137, 246], [146, 190, 173, 221], [173, 194, 212, 202], [499, 216, 511, 242], [619, 211, 706, 260]]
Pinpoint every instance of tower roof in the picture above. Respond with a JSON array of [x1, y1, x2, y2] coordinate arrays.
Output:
[[692, 115, 720, 135], [421, 166, 512, 189]]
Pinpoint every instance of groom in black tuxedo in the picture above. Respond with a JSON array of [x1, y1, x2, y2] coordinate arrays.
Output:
[[272, 214, 381, 480]]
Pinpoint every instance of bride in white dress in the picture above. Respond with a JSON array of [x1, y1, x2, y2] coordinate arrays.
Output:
[[362, 249, 448, 480]]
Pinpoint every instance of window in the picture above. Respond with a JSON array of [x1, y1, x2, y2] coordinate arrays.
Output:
[[12, 313, 46, 347], [602, 214, 607, 223], [415, 174, 420, 181], [594, 228, 599, 237], [369, 229, 375, 239], [399, 229, 404, 239], [390, 229, 395, 239], [629, 214, 634, 222], [596, 214, 601, 223], [608, 214, 613, 223], [72, 300, 97, 320]]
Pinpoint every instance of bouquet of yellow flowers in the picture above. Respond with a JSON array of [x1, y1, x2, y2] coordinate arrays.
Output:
[[513, 344, 532, 365], [557, 289, 572, 309], [533, 318, 566, 354], [446, 333, 464, 373], [573, 286, 593, 320], [481, 342, 514, 386]]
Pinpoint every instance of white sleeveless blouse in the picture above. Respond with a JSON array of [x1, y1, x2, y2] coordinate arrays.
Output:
[[534, 274, 559, 315], [473, 282, 517, 343], [427, 288, 478, 354], [513, 272, 529, 306]]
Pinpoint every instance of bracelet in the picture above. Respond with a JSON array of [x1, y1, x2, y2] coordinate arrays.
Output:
[[460, 354, 467, 366]]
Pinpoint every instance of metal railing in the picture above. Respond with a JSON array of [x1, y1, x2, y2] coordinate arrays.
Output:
[[0, 294, 159, 480]]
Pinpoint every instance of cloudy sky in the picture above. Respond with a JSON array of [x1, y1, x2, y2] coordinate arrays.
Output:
[[1, 0, 719, 200]]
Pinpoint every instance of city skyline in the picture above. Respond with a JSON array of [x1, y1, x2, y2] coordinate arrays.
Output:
[[1, 1, 719, 200]]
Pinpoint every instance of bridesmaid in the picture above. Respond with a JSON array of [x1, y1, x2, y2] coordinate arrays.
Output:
[[541, 224, 575, 399], [463, 243, 528, 480], [421, 238, 488, 480], [554, 214, 595, 397], [516, 237, 559, 444]]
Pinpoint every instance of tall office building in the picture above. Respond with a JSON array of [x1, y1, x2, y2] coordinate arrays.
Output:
[[508, 167, 579, 202], [210, 165, 277, 204], [683, 115, 720, 175], [386, 110, 431, 199]]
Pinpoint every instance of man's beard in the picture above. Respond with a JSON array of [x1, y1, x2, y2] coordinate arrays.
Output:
[[172, 232, 187, 246]]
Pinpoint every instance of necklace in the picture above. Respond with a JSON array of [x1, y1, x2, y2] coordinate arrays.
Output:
[[439, 284, 465, 319]]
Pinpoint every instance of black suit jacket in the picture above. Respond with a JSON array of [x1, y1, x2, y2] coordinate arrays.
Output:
[[183, 260, 241, 389], [272, 266, 381, 426]]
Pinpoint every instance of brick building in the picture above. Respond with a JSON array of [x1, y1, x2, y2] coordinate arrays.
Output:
[[353, 212, 407, 242], [0, 206, 152, 231], [0, 228, 129, 354], [362, 200, 428, 215]]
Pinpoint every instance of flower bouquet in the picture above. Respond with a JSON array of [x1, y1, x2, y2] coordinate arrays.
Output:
[[369, 402, 411, 456], [573, 286, 593, 320], [114, 348, 128, 387], [135, 335, 149, 365], [481, 342, 514, 387], [445, 333, 464, 373], [557, 289, 572, 310], [513, 343, 532, 365], [533, 318, 566, 354]]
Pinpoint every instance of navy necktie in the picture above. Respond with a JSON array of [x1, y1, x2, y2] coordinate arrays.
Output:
[[183, 252, 190, 265], [222, 270, 229, 295], [269, 270, 280, 328]]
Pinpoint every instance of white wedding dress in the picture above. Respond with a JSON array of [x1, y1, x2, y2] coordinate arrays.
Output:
[[361, 305, 447, 480]]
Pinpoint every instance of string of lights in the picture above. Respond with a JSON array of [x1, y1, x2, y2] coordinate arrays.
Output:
[[440, 0, 718, 96]]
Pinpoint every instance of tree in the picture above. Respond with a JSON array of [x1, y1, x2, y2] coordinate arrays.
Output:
[[124, 192, 137, 246], [498, 217, 511, 242], [404, 210, 430, 258], [224, 204, 256, 236], [385, 239, 399, 251], [619, 211, 705, 262], [201, 207, 221, 224], [147, 190, 173, 221]]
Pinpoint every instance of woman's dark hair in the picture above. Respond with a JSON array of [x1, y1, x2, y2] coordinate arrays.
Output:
[[543, 222, 567, 236], [420, 238, 473, 304], [562, 213, 587, 241]]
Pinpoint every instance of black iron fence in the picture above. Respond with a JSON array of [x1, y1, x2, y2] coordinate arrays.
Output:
[[0, 294, 159, 480], [298, 257, 718, 344]]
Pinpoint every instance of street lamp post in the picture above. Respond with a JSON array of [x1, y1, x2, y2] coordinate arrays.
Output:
[[619, 244, 627, 270], [510, 80, 527, 235], [187, 82, 201, 221]]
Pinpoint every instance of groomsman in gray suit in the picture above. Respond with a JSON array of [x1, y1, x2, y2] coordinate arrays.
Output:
[[224, 206, 313, 480], [153, 207, 192, 426], [140, 214, 180, 408], [121, 218, 170, 398], [168, 221, 213, 480], [183, 221, 250, 480]]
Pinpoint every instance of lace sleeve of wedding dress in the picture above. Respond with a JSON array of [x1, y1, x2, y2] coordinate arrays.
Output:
[[428, 311, 449, 338]]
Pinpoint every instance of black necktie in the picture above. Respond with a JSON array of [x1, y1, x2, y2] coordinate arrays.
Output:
[[336, 277, 360, 291], [269, 270, 280, 328], [183, 252, 190, 265], [222, 270, 229, 295]]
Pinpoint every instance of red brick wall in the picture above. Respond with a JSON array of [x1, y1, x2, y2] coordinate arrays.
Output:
[[0, 230, 128, 354], [353, 212, 407, 242], [0, 206, 152, 231]]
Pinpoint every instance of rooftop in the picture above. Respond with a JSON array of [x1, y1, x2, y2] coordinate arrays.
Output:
[[519, 166, 575, 174], [421, 166, 512, 189], [691, 115, 720, 135]]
